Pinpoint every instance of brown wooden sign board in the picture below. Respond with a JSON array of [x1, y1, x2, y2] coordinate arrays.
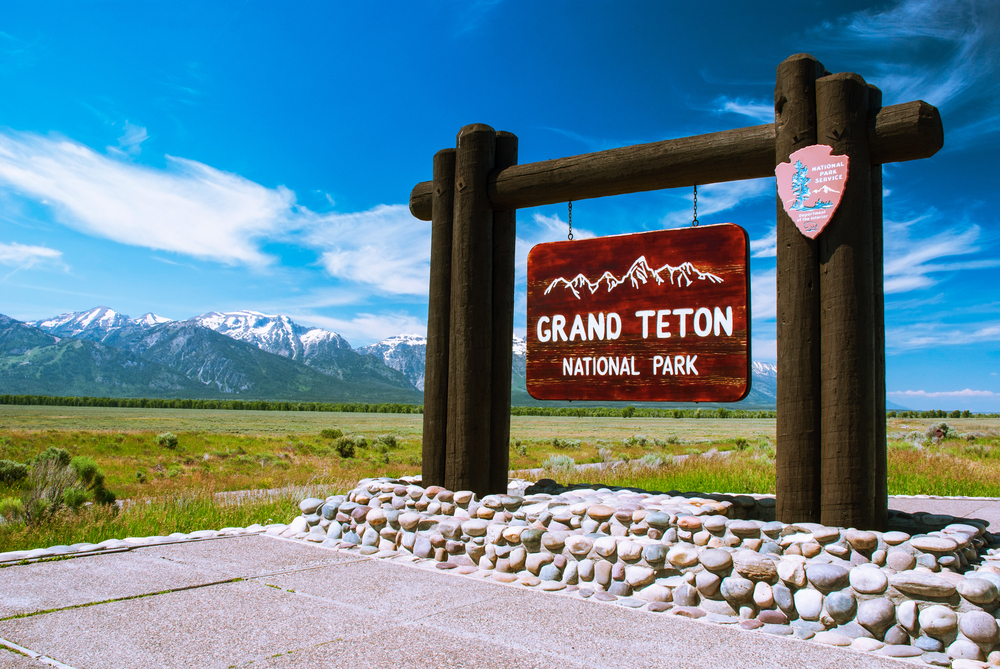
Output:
[[526, 223, 750, 402]]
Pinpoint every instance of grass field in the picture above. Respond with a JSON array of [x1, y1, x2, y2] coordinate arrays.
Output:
[[1, 406, 999, 553]]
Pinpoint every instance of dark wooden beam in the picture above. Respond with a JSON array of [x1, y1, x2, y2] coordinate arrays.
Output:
[[408, 100, 943, 221], [870, 84, 888, 532]]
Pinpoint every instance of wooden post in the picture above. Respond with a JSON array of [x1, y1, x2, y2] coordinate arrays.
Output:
[[817, 73, 876, 529], [490, 131, 518, 494], [446, 124, 496, 494], [774, 53, 825, 524], [421, 148, 456, 487], [870, 84, 888, 531]]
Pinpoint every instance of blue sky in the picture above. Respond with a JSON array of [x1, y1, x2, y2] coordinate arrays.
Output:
[[0, 1, 998, 411]]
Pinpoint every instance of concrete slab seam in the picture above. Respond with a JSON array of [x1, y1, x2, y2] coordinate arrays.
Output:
[[0, 637, 78, 669], [0, 532, 248, 567], [0, 576, 243, 622]]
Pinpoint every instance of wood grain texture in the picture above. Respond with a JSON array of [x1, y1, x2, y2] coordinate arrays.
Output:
[[870, 85, 888, 531], [445, 124, 495, 495], [409, 101, 944, 221], [421, 148, 456, 488], [489, 131, 518, 494], [817, 73, 876, 530], [526, 224, 749, 402], [775, 53, 824, 524]]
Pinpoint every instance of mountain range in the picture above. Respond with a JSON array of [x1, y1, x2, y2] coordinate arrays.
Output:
[[544, 256, 723, 300], [0, 305, 800, 408]]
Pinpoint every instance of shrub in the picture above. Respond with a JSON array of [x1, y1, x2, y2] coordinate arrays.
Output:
[[621, 406, 635, 418], [0, 496, 24, 523], [542, 454, 576, 472], [135, 470, 148, 484], [0, 459, 29, 484], [638, 454, 664, 468], [734, 437, 750, 451], [31, 447, 72, 468], [510, 439, 527, 457], [376, 435, 397, 449], [925, 422, 948, 443], [156, 432, 179, 448], [319, 428, 343, 440], [665, 436, 681, 445], [552, 437, 581, 450], [334, 436, 356, 458], [354, 435, 369, 449]]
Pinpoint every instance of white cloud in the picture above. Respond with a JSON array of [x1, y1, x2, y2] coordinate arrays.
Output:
[[883, 214, 999, 294], [0, 130, 293, 266], [888, 388, 998, 398], [750, 226, 777, 258], [514, 212, 595, 282], [302, 204, 432, 296], [108, 122, 149, 157], [291, 310, 427, 348], [751, 268, 776, 321], [886, 320, 1000, 350], [660, 179, 771, 228], [752, 337, 777, 362], [0, 241, 62, 268], [714, 96, 774, 124]]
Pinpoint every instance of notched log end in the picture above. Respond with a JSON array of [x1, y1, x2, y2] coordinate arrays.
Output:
[[409, 181, 433, 221]]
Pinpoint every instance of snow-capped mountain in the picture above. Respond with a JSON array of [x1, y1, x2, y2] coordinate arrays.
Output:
[[358, 334, 427, 390], [191, 310, 412, 388], [29, 306, 171, 343], [193, 311, 351, 361], [544, 256, 722, 300]]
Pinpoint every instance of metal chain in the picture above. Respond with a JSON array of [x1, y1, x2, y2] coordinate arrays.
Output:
[[692, 185, 699, 227], [567, 201, 574, 240]]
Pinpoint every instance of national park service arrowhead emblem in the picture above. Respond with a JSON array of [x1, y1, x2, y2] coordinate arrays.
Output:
[[775, 144, 849, 239]]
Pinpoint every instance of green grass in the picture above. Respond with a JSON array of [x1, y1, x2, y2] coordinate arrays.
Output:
[[0, 489, 306, 554], [2, 409, 1000, 553]]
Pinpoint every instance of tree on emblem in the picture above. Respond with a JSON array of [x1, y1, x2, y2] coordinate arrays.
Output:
[[789, 160, 833, 211]]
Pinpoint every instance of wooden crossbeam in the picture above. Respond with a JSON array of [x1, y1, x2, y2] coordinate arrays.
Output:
[[409, 100, 941, 221]]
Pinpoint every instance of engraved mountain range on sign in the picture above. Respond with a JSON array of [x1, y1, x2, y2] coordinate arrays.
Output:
[[544, 256, 723, 300]]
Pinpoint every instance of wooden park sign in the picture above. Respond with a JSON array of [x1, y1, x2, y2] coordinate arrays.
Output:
[[410, 53, 943, 531], [526, 225, 750, 402]]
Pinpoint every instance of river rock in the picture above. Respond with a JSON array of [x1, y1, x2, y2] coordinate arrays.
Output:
[[911, 536, 959, 553], [720, 576, 754, 605], [918, 605, 958, 637], [667, 544, 700, 568], [891, 571, 957, 598], [957, 577, 999, 605], [849, 565, 889, 594], [733, 549, 777, 582], [825, 590, 857, 624], [699, 548, 733, 572], [959, 611, 1000, 645], [845, 529, 878, 551], [806, 563, 849, 591], [777, 559, 807, 587], [794, 589, 824, 621], [886, 550, 916, 572], [857, 597, 896, 635]]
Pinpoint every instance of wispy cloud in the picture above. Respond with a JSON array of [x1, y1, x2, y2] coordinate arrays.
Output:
[[803, 0, 999, 143], [0, 130, 294, 266], [751, 269, 776, 321], [0, 241, 64, 279], [883, 213, 999, 293], [453, 0, 504, 37], [887, 320, 1000, 351], [889, 388, 998, 398], [291, 310, 427, 348], [713, 96, 774, 124], [108, 122, 149, 157], [302, 204, 432, 296], [660, 179, 772, 228], [751, 226, 777, 258], [514, 212, 595, 282]]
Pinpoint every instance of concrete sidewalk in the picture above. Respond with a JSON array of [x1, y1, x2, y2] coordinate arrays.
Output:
[[1, 496, 996, 669]]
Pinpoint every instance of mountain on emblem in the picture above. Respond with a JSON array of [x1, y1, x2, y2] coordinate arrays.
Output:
[[544, 255, 722, 300]]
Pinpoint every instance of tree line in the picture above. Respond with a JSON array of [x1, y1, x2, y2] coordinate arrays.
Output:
[[0, 394, 992, 418]]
